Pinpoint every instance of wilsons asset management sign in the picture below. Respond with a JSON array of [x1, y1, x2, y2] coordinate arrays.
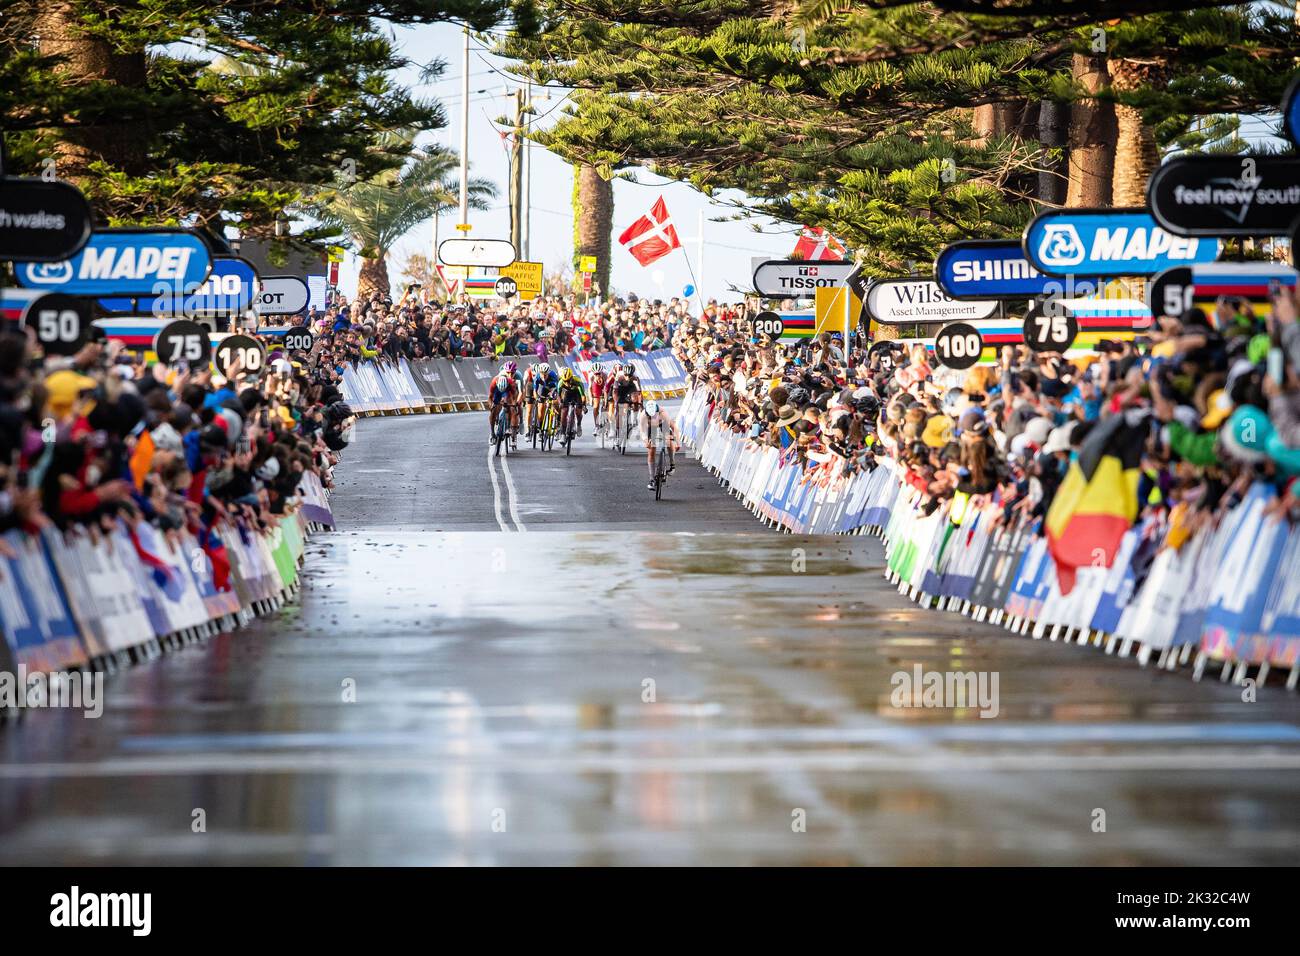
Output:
[[866, 279, 997, 324]]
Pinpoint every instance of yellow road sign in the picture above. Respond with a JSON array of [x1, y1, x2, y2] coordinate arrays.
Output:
[[500, 260, 544, 300], [578, 255, 597, 274], [326, 245, 346, 264], [814, 285, 861, 339]]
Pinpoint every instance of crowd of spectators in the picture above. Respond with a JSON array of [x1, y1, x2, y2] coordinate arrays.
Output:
[[675, 287, 1300, 527], [0, 321, 355, 556], [292, 286, 740, 368]]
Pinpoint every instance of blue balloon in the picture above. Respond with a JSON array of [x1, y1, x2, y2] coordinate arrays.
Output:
[[683, 284, 695, 297]]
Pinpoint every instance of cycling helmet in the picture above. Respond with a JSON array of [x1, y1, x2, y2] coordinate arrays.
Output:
[[643, 400, 660, 416], [560, 368, 577, 384], [536, 362, 551, 374], [503, 360, 518, 375]]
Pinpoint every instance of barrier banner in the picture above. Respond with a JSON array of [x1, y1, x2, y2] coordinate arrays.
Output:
[[73, 529, 155, 653], [463, 357, 496, 400], [298, 471, 335, 527], [442, 359, 475, 404], [0, 530, 86, 672], [1200, 486, 1284, 661], [1262, 524, 1300, 667]]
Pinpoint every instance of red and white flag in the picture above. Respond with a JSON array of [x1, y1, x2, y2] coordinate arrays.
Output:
[[790, 226, 847, 262], [618, 196, 682, 267]]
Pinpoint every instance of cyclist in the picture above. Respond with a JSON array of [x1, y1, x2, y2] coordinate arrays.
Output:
[[639, 399, 679, 489], [533, 361, 560, 439], [556, 367, 588, 443], [488, 366, 520, 443], [588, 365, 609, 434], [520, 360, 541, 437], [612, 362, 642, 445]]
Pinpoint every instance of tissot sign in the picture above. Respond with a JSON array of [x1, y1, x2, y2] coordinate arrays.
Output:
[[254, 275, 310, 316], [14, 228, 213, 297], [935, 239, 1101, 301], [752, 259, 856, 298], [1023, 209, 1220, 277], [1148, 155, 1300, 237], [866, 279, 997, 324]]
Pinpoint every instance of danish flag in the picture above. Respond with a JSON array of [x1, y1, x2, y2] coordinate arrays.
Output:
[[790, 226, 847, 262], [618, 196, 682, 267]]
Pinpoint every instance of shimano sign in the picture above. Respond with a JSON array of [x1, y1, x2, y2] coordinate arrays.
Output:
[[1023, 209, 1220, 278], [14, 228, 213, 297], [99, 256, 256, 316], [752, 259, 856, 298], [935, 239, 1102, 301]]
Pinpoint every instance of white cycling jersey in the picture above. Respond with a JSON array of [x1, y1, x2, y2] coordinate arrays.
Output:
[[639, 410, 678, 443]]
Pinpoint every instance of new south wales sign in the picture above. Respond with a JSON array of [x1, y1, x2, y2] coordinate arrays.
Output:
[[0, 178, 93, 262], [1148, 155, 1300, 238], [1023, 209, 1220, 278]]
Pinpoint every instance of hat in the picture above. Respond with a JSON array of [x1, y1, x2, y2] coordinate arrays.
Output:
[[1218, 406, 1270, 464], [1201, 389, 1234, 430], [1042, 422, 1076, 455], [921, 414, 955, 449], [199, 424, 228, 452], [776, 404, 801, 427], [1022, 417, 1053, 447], [255, 457, 281, 482], [45, 370, 99, 417]]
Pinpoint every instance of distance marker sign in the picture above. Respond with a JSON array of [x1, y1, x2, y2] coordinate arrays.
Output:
[[282, 326, 315, 352], [1147, 263, 1300, 319], [153, 319, 211, 366], [1021, 309, 1078, 353], [213, 334, 265, 379], [21, 292, 91, 356], [750, 311, 784, 339], [494, 276, 518, 298], [932, 323, 983, 370]]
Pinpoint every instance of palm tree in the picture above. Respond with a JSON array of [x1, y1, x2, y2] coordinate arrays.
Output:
[[310, 138, 495, 300], [572, 163, 613, 299]]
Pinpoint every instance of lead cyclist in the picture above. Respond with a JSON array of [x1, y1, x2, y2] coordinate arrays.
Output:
[[639, 400, 679, 489]]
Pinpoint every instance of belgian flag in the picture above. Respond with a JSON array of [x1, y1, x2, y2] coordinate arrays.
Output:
[[1045, 413, 1149, 594]]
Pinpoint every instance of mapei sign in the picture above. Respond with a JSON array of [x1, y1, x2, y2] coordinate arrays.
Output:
[[1148, 155, 1300, 238], [935, 239, 1102, 301], [14, 228, 213, 297], [751, 259, 856, 298], [1023, 209, 1220, 278]]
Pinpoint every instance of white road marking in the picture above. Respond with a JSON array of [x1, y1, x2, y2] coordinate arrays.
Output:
[[498, 454, 527, 531], [485, 442, 511, 532]]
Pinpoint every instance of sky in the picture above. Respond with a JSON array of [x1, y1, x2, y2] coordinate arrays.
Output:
[[336, 21, 800, 303]]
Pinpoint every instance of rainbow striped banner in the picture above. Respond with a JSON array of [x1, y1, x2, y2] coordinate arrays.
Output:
[[776, 311, 815, 342]]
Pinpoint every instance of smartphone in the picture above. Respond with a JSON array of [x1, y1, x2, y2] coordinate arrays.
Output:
[[1268, 346, 1285, 386]]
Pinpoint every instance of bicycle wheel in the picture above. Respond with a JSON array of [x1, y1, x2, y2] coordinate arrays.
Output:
[[654, 447, 666, 500], [494, 410, 507, 457]]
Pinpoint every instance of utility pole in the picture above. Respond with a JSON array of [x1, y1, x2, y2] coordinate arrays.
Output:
[[509, 87, 523, 254], [457, 25, 470, 228], [521, 81, 532, 262]]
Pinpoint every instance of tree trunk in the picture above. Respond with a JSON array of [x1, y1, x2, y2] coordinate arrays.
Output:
[[1065, 53, 1115, 208], [1110, 59, 1165, 207], [34, 2, 149, 202], [572, 163, 613, 298], [972, 102, 1020, 144], [1038, 100, 1069, 207], [357, 256, 390, 301]]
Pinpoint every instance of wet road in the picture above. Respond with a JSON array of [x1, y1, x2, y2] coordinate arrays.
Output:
[[1, 409, 1298, 865]]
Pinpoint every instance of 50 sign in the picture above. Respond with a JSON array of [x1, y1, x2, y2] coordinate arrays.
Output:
[[20, 293, 90, 356]]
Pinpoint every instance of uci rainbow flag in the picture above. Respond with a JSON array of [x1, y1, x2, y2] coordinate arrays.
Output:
[[1044, 413, 1148, 594]]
